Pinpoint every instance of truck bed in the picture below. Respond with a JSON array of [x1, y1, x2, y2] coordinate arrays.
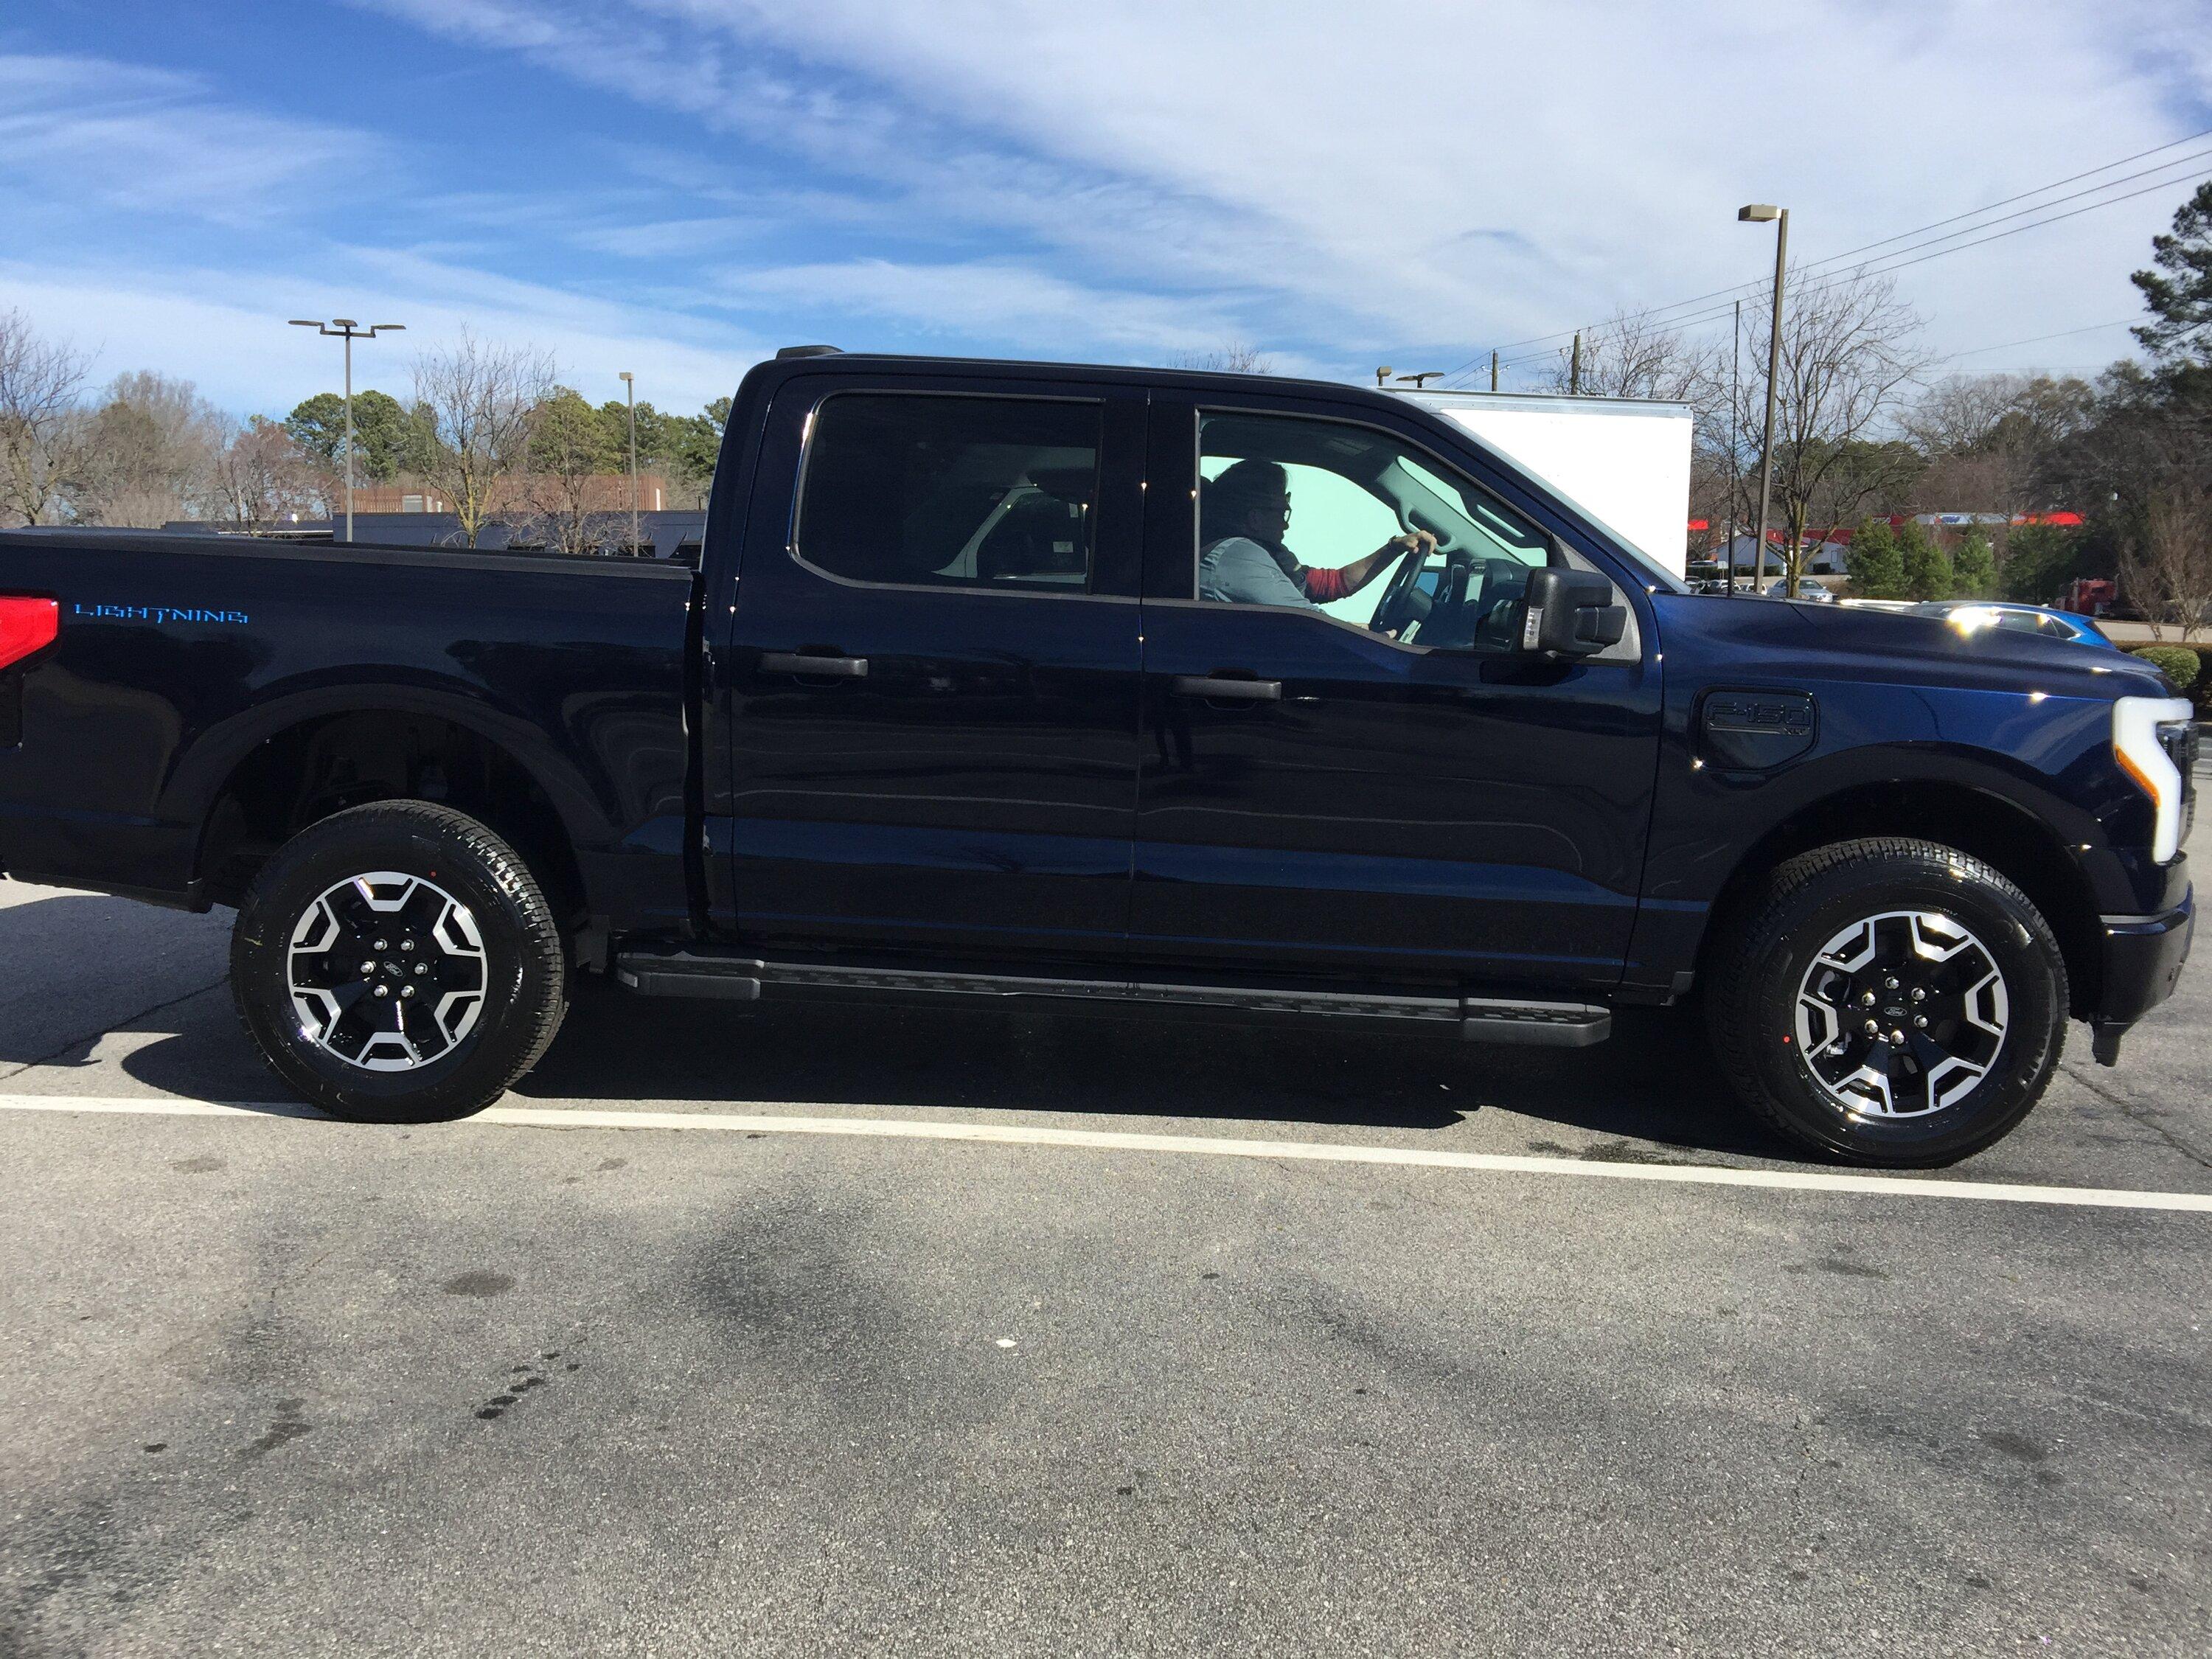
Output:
[[0, 529, 698, 930]]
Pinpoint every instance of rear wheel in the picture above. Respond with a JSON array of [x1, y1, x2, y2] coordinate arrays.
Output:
[[1707, 838, 2067, 1166], [231, 801, 567, 1121]]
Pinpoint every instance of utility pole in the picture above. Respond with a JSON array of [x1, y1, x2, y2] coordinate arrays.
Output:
[[1490, 349, 1498, 392], [1728, 298, 1742, 596], [288, 318, 404, 543], [618, 371, 639, 554], [1738, 204, 1789, 588], [1569, 331, 1582, 394]]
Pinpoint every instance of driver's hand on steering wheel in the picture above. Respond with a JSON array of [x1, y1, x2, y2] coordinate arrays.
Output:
[[1386, 529, 1438, 560]]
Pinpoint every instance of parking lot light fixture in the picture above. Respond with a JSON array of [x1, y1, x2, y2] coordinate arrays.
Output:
[[289, 318, 407, 543], [1737, 204, 1787, 584]]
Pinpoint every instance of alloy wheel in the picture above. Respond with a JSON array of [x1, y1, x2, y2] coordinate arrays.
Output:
[[1792, 909, 2009, 1119], [286, 872, 489, 1071]]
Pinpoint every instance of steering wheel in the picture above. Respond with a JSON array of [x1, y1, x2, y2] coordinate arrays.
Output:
[[1366, 538, 1431, 637]]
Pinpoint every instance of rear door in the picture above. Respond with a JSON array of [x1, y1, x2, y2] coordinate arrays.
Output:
[[723, 372, 1146, 964]]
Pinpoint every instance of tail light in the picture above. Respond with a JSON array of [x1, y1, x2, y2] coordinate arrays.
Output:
[[0, 597, 58, 671]]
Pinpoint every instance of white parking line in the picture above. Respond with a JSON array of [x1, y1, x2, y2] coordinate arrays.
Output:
[[5, 1091, 2211, 1213]]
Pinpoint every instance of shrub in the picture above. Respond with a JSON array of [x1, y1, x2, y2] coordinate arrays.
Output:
[[2130, 644, 2204, 690]]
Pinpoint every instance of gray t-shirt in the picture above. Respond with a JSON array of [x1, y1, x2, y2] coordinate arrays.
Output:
[[1197, 536, 1312, 608]]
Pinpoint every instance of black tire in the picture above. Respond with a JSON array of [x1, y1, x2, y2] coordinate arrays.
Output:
[[1707, 837, 2067, 1166], [231, 801, 567, 1122]]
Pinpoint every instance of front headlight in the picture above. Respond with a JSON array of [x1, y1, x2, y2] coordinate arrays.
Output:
[[2112, 695, 2196, 863]]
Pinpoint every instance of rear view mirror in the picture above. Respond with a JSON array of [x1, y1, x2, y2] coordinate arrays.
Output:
[[1520, 567, 1626, 656]]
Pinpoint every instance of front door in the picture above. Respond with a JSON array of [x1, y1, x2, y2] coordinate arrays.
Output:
[[1132, 395, 1663, 992], [724, 373, 1146, 964]]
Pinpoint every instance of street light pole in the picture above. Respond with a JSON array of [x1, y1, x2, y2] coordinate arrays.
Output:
[[1737, 204, 1787, 591], [289, 318, 405, 543], [618, 371, 639, 554], [1728, 297, 1742, 597]]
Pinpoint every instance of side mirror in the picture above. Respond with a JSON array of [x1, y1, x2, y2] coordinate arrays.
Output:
[[1519, 567, 1626, 656]]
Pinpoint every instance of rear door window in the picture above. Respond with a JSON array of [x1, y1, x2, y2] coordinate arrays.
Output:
[[796, 394, 1101, 592]]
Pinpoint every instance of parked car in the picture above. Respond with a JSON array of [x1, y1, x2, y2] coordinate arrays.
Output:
[[0, 349, 2194, 1166], [1911, 600, 2121, 648], [1764, 577, 1835, 602]]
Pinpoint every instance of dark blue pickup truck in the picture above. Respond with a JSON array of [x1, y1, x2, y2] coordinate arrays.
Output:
[[0, 350, 2194, 1164]]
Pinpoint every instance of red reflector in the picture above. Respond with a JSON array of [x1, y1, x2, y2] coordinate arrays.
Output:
[[0, 597, 60, 671]]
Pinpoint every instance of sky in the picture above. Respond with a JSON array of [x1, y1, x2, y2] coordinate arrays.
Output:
[[3, 0, 2210, 420]]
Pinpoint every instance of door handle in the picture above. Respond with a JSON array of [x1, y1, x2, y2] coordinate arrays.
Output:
[[1172, 675, 1281, 701], [761, 651, 869, 678]]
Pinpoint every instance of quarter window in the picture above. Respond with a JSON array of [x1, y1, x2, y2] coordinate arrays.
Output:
[[796, 394, 1101, 591]]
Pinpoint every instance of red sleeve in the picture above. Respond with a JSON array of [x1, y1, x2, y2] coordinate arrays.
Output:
[[1301, 565, 1349, 604]]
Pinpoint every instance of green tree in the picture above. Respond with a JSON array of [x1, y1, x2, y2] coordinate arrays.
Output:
[[1999, 524, 2090, 603], [1899, 521, 1954, 601], [1845, 518, 1907, 599], [2132, 180, 2212, 365], [1952, 529, 1997, 599], [515, 387, 622, 554], [530, 388, 619, 474], [647, 396, 727, 508], [284, 389, 415, 482]]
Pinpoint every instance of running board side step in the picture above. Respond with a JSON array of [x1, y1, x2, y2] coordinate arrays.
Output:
[[613, 951, 1611, 1047]]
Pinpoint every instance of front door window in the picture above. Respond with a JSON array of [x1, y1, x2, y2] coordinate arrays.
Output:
[[1196, 411, 1554, 651]]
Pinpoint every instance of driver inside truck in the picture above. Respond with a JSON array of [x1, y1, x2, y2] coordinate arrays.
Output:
[[1197, 459, 1435, 608]]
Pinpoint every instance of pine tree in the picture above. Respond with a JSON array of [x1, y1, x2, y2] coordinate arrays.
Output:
[[2132, 181, 2212, 365], [1845, 518, 1907, 599], [1952, 530, 1997, 599], [1899, 521, 1954, 601]]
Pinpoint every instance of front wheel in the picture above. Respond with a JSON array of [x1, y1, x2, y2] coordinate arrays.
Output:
[[1707, 838, 2068, 1166], [231, 801, 568, 1122]]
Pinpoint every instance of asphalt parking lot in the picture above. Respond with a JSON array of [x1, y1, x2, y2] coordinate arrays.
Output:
[[2, 796, 2209, 1655]]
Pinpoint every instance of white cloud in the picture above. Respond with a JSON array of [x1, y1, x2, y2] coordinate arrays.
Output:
[[703, 257, 1264, 358], [0, 254, 769, 417], [0, 52, 378, 224], [363, 0, 2212, 375]]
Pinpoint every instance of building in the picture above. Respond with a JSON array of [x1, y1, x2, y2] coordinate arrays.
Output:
[[341, 474, 684, 515]]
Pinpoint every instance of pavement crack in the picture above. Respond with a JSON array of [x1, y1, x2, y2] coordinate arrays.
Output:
[[2061, 1060, 2212, 1170], [0, 973, 232, 1085]]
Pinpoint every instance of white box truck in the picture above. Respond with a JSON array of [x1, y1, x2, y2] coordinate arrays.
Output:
[[1393, 389, 1694, 577]]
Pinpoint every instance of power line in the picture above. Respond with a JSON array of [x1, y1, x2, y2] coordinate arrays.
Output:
[[1784, 127, 2212, 271], [1452, 141, 2210, 381], [1439, 125, 2212, 386], [1479, 165, 2208, 380], [1933, 317, 2140, 364]]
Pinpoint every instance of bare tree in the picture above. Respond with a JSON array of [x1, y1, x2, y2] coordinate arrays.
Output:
[[208, 416, 327, 529], [1731, 266, 1932, 589], [411, 332, 554, 547], [2121, 481, 2212, 640], [67, 371, 228, 526], [1543, 310, 1723, 410], [1903, 372, 2097, 524], [0, 310, 93, 526], [1172, 344, 1273, 374], [1902, 374, 2031, 456]]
